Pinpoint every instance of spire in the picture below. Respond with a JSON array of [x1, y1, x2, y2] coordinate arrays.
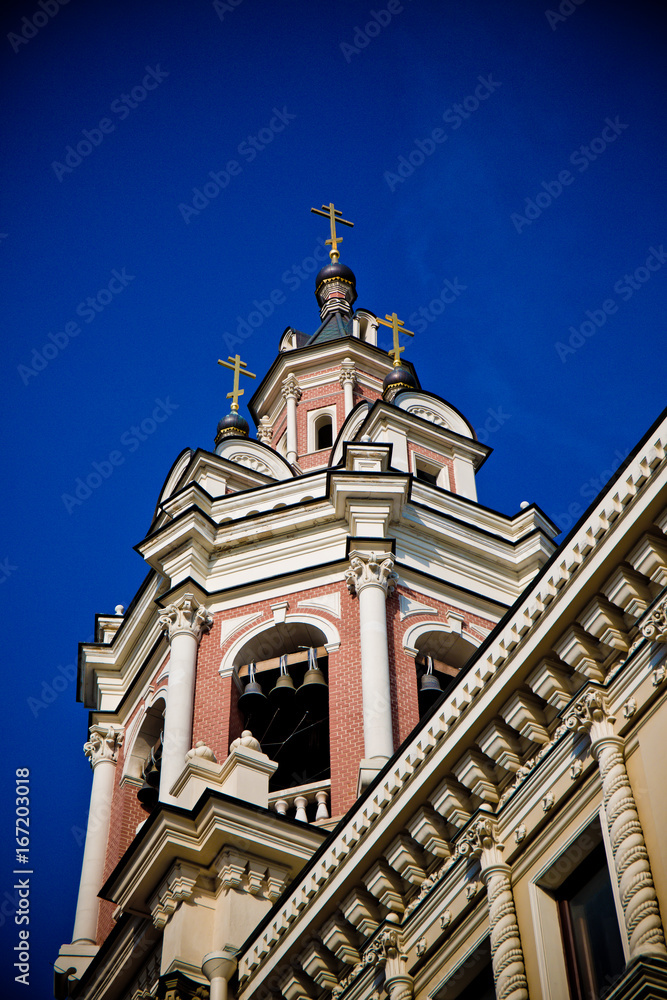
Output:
[[311, 201, 358, 321], [215, 353, 256, 443]]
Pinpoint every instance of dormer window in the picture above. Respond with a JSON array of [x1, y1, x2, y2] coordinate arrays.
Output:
[[414, 456, 449, 489]]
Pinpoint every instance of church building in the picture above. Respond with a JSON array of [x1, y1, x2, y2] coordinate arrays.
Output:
[[55, 204, 667, 1000]]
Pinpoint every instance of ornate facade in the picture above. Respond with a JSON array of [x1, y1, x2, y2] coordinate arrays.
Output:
[[55, 214, 667, 1000]]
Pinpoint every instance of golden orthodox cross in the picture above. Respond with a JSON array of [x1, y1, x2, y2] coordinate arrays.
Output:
[[310, 202, 354, 262], [217, 354, 256, 411], [376, 312, 414, 366]]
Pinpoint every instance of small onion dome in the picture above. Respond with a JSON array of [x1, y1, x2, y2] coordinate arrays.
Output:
[[315, 260, 356, 292], [383, 363, 417, 398], [215, 410, 249, 444]]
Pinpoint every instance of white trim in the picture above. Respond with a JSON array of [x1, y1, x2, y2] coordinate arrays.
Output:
[[307, 405, 337, 454], [219, 613, 342, 677], [412, 451, 451, 491], [402, 620, 482, 655]]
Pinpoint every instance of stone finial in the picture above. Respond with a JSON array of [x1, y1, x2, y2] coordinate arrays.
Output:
[[345, 551, 398, 596], [185, 741, 218, 763], [158, 593, 213, 643], [230, 730, 262, 754], [84, 724, 123, 768]]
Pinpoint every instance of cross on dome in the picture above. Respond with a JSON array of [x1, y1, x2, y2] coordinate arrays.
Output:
[[377, 311, 415, 367], [310, 201, 354, 262], [217, 353, 256, 412]]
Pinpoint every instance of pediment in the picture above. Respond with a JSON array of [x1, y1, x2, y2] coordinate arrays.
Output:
[[394, 390, 475, 439], [215, 437, 295, 480]]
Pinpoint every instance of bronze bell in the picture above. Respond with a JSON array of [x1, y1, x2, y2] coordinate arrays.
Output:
[[295, 647, 328, 718], [418, 655, 443, 710], [269, 654, 295, 708], [137, 779, 158, 812], [238, 662, 268, 719]]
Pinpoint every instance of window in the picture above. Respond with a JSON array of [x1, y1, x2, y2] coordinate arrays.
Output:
[[415, 653, 460, 716], [414, 456, 450, 490], [555, 842, 625, 999], [316, 418, 333, 450], [437, 939, 494, 1000]]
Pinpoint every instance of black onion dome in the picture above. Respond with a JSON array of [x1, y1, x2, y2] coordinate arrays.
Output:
[[215, 411, 249, 444], [383, 363, 417, 396], [315, 260, 356, 292]]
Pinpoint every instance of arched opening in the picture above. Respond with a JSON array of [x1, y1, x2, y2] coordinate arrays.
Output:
[[315, 415, 333, 450], [412, 628, 477, 718], [126, 698, 165, 813], [234, 623, 330, 793]]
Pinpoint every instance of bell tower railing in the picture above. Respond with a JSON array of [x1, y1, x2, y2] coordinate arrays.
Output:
[[268, 779, 331, 825]]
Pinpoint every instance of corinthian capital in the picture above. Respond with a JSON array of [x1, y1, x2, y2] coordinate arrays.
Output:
[[257, 415, 273, 445], [564, 688, 616, 747], [159, 593, 213, 643], [84, 724, 123, 768], [345, 550, 398, 596], [338, 359, 357, 387], [458, 816, 505, 873], [641, 595, 667, 642], [281, 374, 302, 402]]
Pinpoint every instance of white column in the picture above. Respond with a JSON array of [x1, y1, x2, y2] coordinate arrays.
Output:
[[281, 375, 301, 465], [202, 950, 237, 1000], [72, 725, 123, 944], [346, 549, 397, 761], [567, 689, 667, 959], [158, 593, 213, 803], [339, 359, 357, 417], [460, 817, 529, 1000], [379, 929, 413, 1000]]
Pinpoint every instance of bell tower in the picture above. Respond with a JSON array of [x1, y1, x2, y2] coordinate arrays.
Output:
[[55, 203, 559, 999]]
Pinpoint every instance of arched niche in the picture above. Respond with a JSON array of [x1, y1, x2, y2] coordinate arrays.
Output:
[[221, 615, 341, 794]]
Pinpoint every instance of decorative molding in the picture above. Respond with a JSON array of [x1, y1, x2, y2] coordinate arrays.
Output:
[[567, 689, 667, 959], [298, 593, 341, 619], [405, 405, 448, 427], [458, 819, 529, 1000], [219, 611, 264, 648], [346, 551, 398, 596], [398, 594, 438, 620], [84, 724, 123, 768], [150, 861, 200, 929], [281, 374, 302, 402], [642, 595, 667, 642], [226, 452, 273, 476], [158, 593, 213, 644], [257, 415, 273, 444], [338, 360, 357, 387]]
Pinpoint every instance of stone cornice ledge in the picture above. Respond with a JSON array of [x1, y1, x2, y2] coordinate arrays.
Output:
[[237, 419, 667, 988], [100, 790, 326, 921]]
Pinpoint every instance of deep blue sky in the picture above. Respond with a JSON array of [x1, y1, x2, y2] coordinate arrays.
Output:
[[1, 1, 666, 995]]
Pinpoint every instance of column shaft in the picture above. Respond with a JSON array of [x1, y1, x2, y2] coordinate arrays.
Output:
[[358, 582, 394, 760], [160, 629, 199, 801]]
